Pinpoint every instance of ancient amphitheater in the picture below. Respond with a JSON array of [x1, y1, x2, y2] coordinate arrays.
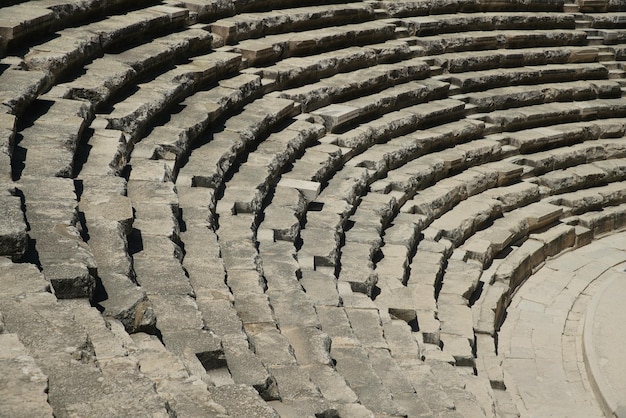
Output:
[[5, 0, 626, 416]]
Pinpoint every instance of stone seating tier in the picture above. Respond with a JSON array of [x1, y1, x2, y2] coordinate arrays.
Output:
[[4, 0, 626, 416]]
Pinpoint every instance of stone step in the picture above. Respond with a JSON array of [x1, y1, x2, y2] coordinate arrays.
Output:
[[254, 39, 414, 90], [377, 0, 565, 16], [176, 96, 298, 189], [312, 78, 449, 133], [279, 57, 430, 112], [414, 29, 587, 56], [55, 26, 213, 109], [335, 98, 466, 155], [0, 0, 156, 52], [104, 50, 241, 140], [477, 97, 626, 133], [446, 62, 608, 94], [515, 137, 626, 175], [0, 67, 51, 117], [210, 3, 376, 44], [0, 332, 53, 417], [23, 5, 189, 81], [458, 79, 621, 114], [18, 176, 97, 299], [548, 180, 626, 214], [397, 12, 575, 37], [18, 97, 93, 178], [433, 45, 598, 74], [233, 20, 396, 66], [536, 157, 626, 194], [577, 201, 626, 235]]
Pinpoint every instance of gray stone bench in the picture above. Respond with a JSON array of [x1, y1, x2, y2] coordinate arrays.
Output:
[[587, 12, 626, 28], [548, 181, 626, 215], [233, 20, 396, 66], [24, 5, 190, 81], [55, 26, 214, 109], [444, 62, 608, 93], [377, 0, 564, 16], [457, 79, 621, 114], [176, 96, 298, 189], [576, 201, 626, 235], [0, 0, 148, 52], [210, 3, 376, 44], [396, 12, 574, 37], [218, 119, 323, 215], [461, 201, 564, 267], [502, 119, 616, 155], [18, 97, 93, 178], [335, 98, 466, 154], [130, 73, 262, 182], [413, 29, 587, 55], [398, 160, 524, 224], [475, 97, 626, 133], [104, 50, 241, 141], [432, 45, 599, 74], [514, 137, 626, 174], [0, 66, 51, 117], [350, 119, 488, 183], [252, 40, 415, 90], [312, 78, 449, 132], [536, 157, 626, 194], [278, 57, 430, 112]]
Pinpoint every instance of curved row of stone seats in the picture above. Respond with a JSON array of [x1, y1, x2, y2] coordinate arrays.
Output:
[[410, 29, 588, 56], [456, 79, 620, 114], [0, 0, 157, 55], [128, 73, 263, 183], [310, 78, 450, 132], [209, 3, 377, 44], [182, 0, 359, 21], [472, 96, 626, 132], [278, 58, 431, 113], [496, 117, 626, 154], [534, 157, 626, 195], [229, 20, 397, 66], [50, 26, 214, 110], [375, 0, 566, 17], [176, 95, 299, 191], [20, 5, 190, 84], [442, 62, 608, 94], [250, 39, 418, 91], [101, 49, 241, 145], [431, 46, 599, 74], [392, 11, 576, 37], [216, 119, 325, 217], [547, 180, 626, 214]]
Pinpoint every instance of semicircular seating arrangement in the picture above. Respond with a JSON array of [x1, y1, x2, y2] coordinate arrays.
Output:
[[3, 0, 626, 416]]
